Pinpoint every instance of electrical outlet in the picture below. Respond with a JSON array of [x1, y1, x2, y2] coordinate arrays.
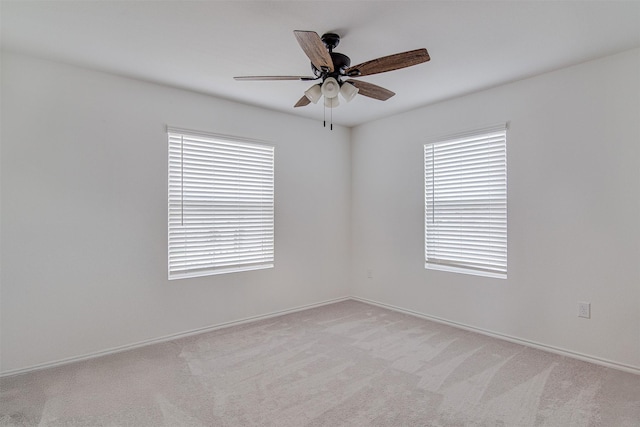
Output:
[[578, 302, 591, 319], [366, 269, 373, 279]]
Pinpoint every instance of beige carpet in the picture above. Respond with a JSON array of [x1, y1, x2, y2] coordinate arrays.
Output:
[[1, 300, 639, 426]]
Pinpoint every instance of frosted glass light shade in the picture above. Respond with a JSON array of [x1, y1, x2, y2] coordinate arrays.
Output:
[[304, 84, 322, 103], [321, 77, 340, 98], [324, 96, 340, 108], [340, 82, 359, 102]]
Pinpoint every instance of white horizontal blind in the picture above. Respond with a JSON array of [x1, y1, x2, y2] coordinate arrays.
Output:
[[168, 130, 274, 279], [424, 126, 507, 277]]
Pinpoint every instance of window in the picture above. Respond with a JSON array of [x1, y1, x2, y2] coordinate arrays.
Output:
[[168, 128, 274, 279], [424, 125, 507, 278]]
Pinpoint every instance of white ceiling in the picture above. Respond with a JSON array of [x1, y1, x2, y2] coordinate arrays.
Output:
[[2, 1, 639, 127]]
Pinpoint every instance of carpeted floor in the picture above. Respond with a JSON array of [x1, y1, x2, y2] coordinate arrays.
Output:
[[1, 300, 639, 426]]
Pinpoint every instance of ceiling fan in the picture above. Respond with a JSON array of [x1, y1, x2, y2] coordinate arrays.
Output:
[[234, 30, 430, 112]]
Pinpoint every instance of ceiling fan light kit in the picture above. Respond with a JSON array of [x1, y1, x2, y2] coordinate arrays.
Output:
[[234, 30, 430, 128], [304, 84, 322, 104], [324, 96, 340, 109], [340, 82, 359, 103], [321, 77, 340, 98]]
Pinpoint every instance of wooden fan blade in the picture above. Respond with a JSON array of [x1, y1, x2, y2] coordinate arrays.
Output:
[[234, 76, 316, 81], [346, 80, 395, 101], [294, 95, 311, 108], [294, 30, 334, 73], [346, 48, 430, 77]]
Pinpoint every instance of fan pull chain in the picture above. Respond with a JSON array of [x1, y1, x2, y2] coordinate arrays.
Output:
[[322, 98, 333, 130]]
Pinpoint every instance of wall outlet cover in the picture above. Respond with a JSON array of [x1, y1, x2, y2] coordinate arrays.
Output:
[[578, 302, 591, 319]]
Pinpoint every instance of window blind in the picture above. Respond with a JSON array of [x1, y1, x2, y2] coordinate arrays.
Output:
[[168, 129, 274, 279], [424, 126, 507, 278]]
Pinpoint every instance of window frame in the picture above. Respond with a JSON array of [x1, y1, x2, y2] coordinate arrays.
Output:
[[424, 124, 507, 279], [167, 127, 275, 280]]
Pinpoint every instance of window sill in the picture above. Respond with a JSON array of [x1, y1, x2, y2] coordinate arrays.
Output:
[[425, 263, 506, 280], [169, 264, 274, 281]]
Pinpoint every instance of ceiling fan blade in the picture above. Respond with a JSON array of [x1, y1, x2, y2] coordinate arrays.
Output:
[[234, 75, 317, 81], [346, 80, 395, 101], [294, 30, 334, 73], [294, 95, 311, 108], [346, 48, 430, 77]]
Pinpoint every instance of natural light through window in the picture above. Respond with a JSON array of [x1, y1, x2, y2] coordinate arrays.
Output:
[[424, 125, 507, 279], [168, 128, 274, 279]]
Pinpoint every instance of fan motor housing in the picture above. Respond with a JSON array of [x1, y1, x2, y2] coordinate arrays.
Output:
[[312, 52, 351, 79], [310, 33, 351, 81], [331, 52, 351, 71]]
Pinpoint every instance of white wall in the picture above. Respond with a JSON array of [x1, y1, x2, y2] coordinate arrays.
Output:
[[0, 52, 351, 373], [2, 48, 639, 374], [351, 48, 640, 369]]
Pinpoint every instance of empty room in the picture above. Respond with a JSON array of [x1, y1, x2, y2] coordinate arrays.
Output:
[[1, 1, 639, 425]]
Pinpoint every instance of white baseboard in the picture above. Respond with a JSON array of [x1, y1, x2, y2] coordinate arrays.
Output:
[[350, 296, 640, 376], [0, 296, 350, 378], [3, 295, 638, 377]]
